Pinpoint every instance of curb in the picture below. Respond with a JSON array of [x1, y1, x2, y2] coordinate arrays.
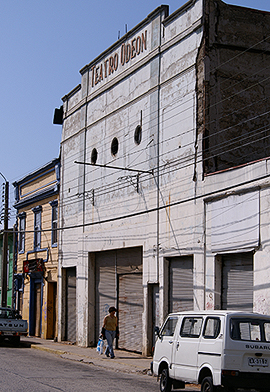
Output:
[[30, 344, 151, 375], [31, 344, 67, 357]]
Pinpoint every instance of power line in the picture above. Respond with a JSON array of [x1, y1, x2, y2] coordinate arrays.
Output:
[[16, 171, 270, 234], [13, 26, 270, 238]]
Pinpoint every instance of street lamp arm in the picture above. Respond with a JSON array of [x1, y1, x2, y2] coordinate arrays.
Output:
[[0, 172, 7, 183], [74, 161, 154, 175]]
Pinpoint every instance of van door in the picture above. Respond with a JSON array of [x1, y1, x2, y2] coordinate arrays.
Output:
[[154, 315, 179, 369], [198, 316, 224, 386], [172, 316, 203, 382]]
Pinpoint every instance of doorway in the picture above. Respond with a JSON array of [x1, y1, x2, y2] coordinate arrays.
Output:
[[47, 282, 57, 339], [29, 276, 43, 336]]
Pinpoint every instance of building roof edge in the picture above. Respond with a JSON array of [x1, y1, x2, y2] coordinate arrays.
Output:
[[79, 5, 169, 75]]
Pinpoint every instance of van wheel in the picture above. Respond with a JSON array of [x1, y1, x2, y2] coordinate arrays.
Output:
[[201, 376, 215, 392], [160, 368, 172, 392]]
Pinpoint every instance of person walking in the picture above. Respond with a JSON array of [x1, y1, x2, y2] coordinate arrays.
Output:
[[102, 306, 118, 359]]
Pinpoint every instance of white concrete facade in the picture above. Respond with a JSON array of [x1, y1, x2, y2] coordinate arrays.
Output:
[[58, 0, 270, 355]]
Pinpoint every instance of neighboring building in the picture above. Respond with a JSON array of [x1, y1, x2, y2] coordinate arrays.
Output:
[[13, 158, 60, 339], [57, 0, 270, 355], [0, 229, 14, 307]]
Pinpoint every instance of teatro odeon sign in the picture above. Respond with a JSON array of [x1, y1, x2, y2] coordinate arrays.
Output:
[[90, 30, 147, 88]]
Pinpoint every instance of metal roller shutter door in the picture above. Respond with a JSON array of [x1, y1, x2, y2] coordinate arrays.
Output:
[[118, 273, 143, 353], [116, 248, 143, 352], [66, 267, 76, 342], [222, 252, 253, 311], [169, 256, 193, 313], [95, 251, 117, 340], [95, 247, 143, 350], [116, 248, 142, 274]]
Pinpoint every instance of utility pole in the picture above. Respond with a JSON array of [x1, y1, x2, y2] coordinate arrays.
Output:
[[1, 173, 9, 307]]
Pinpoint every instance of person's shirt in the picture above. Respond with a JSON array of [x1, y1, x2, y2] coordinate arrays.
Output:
[[104, 315, 117, 331]]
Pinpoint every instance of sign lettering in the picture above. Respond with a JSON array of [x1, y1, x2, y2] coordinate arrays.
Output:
[[91, 30, 147, 88]]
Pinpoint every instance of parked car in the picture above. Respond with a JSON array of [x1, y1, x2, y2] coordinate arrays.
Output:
[[0, 307, 28, 346], [153, 310, 270, 392]]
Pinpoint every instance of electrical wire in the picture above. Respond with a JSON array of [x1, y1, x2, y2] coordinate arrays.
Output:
[[11, 18, 270, 242]]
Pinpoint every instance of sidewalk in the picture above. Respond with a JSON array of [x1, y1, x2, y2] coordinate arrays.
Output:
[[21, 336, 153, 376]]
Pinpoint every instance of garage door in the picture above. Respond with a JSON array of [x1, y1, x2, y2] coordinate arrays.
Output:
[[95, 247, 143, 351], [118, 273, 143, 352], [169, 256, 194, 313], [66, 267, 76, 342], [222, 252, 253, 311], [95, 251, 117, 340]]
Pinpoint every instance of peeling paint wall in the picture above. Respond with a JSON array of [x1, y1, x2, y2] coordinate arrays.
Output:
[[59, 1, 204, 354], [202, 0, 270, 174], [58, 0, 270, 356]]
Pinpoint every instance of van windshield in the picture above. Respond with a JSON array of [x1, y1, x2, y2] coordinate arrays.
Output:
[[230, 318, 270, 342]]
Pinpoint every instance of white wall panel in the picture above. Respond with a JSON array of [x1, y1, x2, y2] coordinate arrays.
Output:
[[211, 192, 259, 252]]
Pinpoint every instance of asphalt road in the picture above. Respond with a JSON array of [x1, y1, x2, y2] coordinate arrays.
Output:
[[0, 341, 159, 392]]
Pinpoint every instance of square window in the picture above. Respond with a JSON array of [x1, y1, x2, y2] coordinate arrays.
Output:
[[180, 317, 203, 338], [203, 317, 221, 339]]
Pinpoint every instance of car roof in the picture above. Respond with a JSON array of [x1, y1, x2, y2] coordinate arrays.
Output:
[[166, 310, 270, 319]]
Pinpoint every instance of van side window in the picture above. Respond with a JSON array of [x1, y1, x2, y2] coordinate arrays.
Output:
[[180, 317, 203, 338], [203, 317, 221, 339], [161, 316, 178, 336]]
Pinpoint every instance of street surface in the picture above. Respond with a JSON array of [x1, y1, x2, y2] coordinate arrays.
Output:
[[0, 340, 158, 392], [0, 340, 201, 392]]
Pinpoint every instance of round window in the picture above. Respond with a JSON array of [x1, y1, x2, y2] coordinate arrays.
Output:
[[91, 148, 98, 164], [111, 137, 119, 156], [134, 125, 142, 145]]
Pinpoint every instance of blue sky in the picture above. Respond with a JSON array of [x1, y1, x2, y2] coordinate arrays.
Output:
[[1, 0, 270, 226]]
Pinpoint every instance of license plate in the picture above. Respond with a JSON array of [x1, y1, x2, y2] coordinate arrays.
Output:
[[248, 357, 268, 367]]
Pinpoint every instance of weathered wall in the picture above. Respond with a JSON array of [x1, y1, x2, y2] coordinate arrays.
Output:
[[59, 0, 204, 353], [203, 0, 270, 174], [59, 0, 270, 356]]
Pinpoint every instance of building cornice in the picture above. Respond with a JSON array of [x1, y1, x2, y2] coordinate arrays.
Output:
[[14, 184, 59, 211], [13, 158, 60, 188]]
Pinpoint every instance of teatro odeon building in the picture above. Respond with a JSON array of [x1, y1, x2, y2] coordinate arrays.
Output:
[[56, 0, 270, 355]]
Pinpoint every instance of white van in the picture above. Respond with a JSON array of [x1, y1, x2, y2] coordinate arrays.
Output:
[[153, 311, 270, 392]]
